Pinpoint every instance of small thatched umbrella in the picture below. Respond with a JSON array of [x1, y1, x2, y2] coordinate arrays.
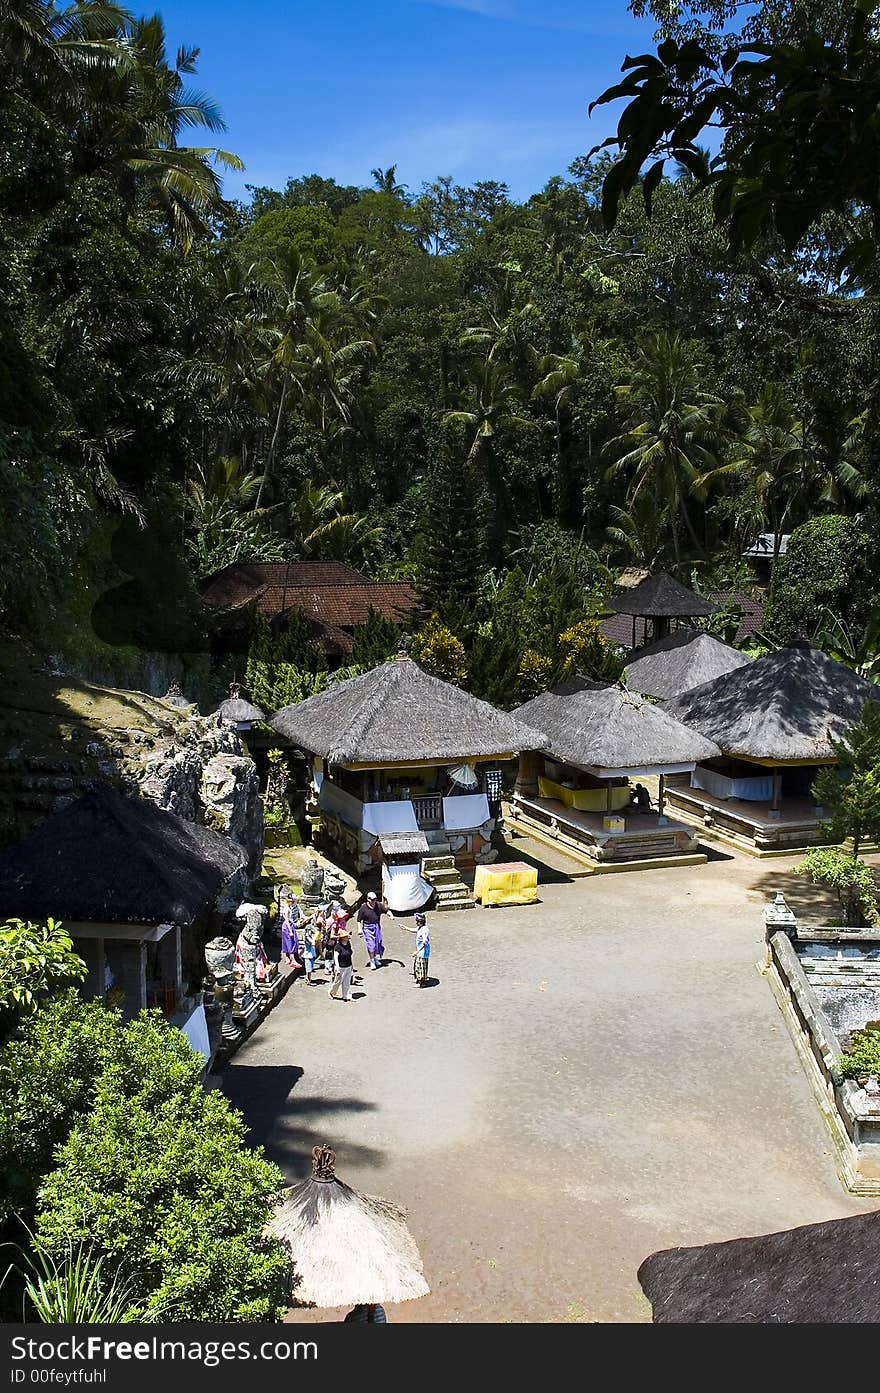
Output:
[[217, 681, 266, 728], [267, 1145, 429, 1319]]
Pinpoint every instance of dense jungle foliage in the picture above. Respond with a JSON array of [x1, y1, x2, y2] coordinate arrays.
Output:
[[4, 0, 880, 700]]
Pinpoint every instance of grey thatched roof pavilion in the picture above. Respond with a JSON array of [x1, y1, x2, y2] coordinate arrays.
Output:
[[217, 682, 266, 728], [625, 629, 752, 701], [0, 787, 247, 926], [663, 643, 878, 763], [513, 676, 720, 778], [639, 1209, 880, 1323], [609, 573, 716, 617], [270, 655, 547, 766]]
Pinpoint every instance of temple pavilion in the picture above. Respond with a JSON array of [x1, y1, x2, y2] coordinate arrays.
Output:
[[510, 677, 720, 869], [662, 642, 880, 853], [269, 655, 547, 903], [625, 629, 752, 701], [606, 572, 717, 648], [0, 788, 247, 1031]]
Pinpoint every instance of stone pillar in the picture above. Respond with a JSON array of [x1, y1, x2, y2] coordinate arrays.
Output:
[[762, 890, 798, 942]]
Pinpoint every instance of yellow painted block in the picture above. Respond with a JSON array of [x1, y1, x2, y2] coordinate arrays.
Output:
[[603, 814, 626, 831], [474, 861, 538, 906]]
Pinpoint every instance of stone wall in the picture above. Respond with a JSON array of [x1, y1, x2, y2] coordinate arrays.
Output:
[[764, 921, 880, 1194]]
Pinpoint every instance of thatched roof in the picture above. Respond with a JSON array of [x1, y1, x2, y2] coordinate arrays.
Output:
[[0, 788, 247, 926], [639, 1209, 880, 1323], [608, 573, 716, 618], [270, 656, 548, 765], [625, 629, 752, 701], [513, 676, 720, 773], [217, 683, 265, 724], [266, 1145, 429, 1308], [663, 643, 879, 762]]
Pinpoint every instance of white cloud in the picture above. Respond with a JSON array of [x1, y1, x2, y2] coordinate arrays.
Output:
[[409, 0, 643, 34]]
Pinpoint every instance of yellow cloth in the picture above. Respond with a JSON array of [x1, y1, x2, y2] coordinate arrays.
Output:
[[538, 775, 629, 812], [474, 862, 538, 906]]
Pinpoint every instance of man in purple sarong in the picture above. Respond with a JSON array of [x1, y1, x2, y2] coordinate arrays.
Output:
[[356, 890, 388, 969]]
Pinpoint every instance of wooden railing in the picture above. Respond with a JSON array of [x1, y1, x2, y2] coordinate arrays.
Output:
[[412, 794, 442, 827]]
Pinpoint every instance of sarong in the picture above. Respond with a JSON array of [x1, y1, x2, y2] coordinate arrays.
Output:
[[362, 922, 384, 958], [413, 954, 429, 984]]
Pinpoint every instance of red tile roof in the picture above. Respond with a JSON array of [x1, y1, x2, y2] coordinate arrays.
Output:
[[200, 561, 367, 611], [200, 561, 420, 637]]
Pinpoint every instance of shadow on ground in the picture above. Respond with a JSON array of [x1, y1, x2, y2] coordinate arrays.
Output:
[[221, 1062, 383, 1177], [751, 865, 840, 924]]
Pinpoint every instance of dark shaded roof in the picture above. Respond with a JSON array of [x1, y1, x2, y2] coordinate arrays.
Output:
[[639, 1209, 880, 1323], [271, 582, 418, 628], [600, 611, 651, 649], [625, 629, 753, 701], [200, 561, 366, 611], [710, 589, 765, 643], [664, 643, 879, 762], [270, 656, 548, 765], [0, 788, 247, 926], [608, 573, 716, 618], [199, 562, 419, 636], [513, 675, 720, 772], [600, 591, 765, 650]]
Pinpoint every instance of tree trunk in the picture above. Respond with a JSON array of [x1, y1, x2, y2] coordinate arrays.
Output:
[[255, 375, 289, 512]]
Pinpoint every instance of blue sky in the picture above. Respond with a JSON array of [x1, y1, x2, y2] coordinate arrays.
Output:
[[163, 0, 655, 204]]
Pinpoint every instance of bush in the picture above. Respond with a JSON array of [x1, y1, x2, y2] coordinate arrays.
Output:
[[837, 1025, 880, 1081], [764, 515, 874, 645], [799, 849, 878, 927], [409, 616, 468, 686], [0, 919, 85, 1029], [0, 996, 288, 1321]]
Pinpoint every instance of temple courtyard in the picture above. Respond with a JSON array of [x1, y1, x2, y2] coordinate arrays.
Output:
[[221, 841, 879, 1323]]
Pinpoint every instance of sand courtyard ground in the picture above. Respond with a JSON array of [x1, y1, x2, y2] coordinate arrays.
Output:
[[221, 841, 879, 1322]]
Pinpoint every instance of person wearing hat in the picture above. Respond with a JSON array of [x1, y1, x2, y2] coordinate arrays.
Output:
[[356, 890, 388, 970], [328, 925, 354, 1002], [412, 912, 430, 988]]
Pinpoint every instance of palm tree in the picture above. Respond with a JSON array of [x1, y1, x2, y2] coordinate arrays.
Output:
[[444, 354, 530, 471], [696, 385, 868, 580], [605, 503, 669, 572], [606, 332, 726, 565], [694, 383, 811, 567], [288, 480, 381, 568], [370, 164, 406, 196]]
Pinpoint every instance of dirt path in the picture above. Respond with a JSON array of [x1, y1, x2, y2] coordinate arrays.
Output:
[[221, 849, 876, 1322]]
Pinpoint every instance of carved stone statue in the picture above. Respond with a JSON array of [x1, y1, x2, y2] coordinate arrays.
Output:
[[301, 857, 325, 905], [233, 903, 276, 1014], [204, 935, 237, 1039]]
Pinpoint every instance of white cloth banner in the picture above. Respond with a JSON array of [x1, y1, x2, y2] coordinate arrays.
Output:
[[181, 1003, 210, 1061], [442, 792, 490, 830], [692, 766, 773, 802], [382, 860, 432, 912], [362, 799, 419, 835], [318, 780, 364, 827]]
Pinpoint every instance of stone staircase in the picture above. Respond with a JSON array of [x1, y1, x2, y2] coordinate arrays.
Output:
[[421, 853, 475, 912]]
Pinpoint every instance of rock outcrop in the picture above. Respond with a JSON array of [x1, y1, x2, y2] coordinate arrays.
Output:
[[0, 646, 263, 870]]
